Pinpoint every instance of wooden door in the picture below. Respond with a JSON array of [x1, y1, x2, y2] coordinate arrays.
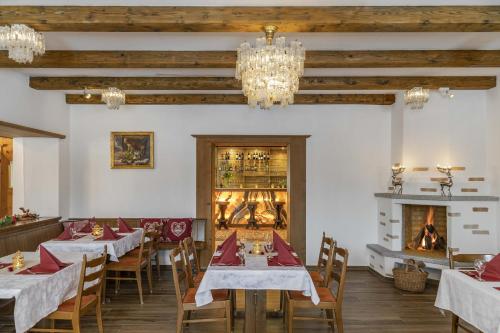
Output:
[[0, 137, 13, 217]]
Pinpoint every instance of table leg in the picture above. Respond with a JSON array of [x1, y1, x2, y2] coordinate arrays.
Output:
[[244, 290, 266, 333]]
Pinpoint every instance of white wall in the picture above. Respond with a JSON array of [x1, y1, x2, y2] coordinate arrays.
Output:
[[0, 70, 70, 217], [487, 85, 500, 250], [69, 104, 392, 265]]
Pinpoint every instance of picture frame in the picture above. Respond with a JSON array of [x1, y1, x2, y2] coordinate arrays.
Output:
[[110, 131, 154, 169]]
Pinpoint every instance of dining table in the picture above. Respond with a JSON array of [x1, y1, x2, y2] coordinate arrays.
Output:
[[435, 269, 500, 333], [40, 228, 143, 262], [195, 247, 319, 333], [0, 251, 96, 333]]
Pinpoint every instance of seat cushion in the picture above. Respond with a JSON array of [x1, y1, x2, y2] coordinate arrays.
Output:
[[289, 287, 336, 303], [309, 271, 324, 283], [182, 288, 229, 304], [194, 272, 205, 284], [57, 295, 97, 313], [107, 256, 146, 270]]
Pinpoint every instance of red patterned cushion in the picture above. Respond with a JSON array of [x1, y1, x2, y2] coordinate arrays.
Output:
[[164, 218, 192, 242], [140, 218, 167, 242]]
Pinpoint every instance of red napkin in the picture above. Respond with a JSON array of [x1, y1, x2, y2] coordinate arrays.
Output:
[[56, 228, 72, 240], [482, 254, 500, 281], [494, 287, 500, 291], [17, 246, 70, 274], [78, 218, 95, 233], [212, 233, 240, 266], [217, 231, 237, 252], [0, 263, 10, 269], [118, 217, 135, 233], [96, 224, 123, 241], [273, 231, 292, 251]]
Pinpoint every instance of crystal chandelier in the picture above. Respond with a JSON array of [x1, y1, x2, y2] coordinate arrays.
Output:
[[101, 87, 126, 110], [404, 87, 429, 110], [236, 25, 305, 109], [0, 24, 45, 64]]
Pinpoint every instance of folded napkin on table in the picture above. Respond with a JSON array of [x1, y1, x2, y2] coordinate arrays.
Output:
[[0, 263, 10, 269], [273, 231, 292, 251], [212, 233, 240, 266], [78, 217, 96, 233], [216, 231, 236, 252], [17, 246, 71, 274], [269, 232, 301, 267], [56, 228, 73, 240], [97, 224, 123, 241], [118, 217, 135, 233], [482, 254, 500, 281]]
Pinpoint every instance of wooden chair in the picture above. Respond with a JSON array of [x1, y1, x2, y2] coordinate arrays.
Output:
[[182, 236, 204, 287], [30, 247, 108, 333], [170, 246, 231, 333], [128, 231, 162, 279], [448, 247, 494, 333], [309, 232, 336, 287], [104, 232, 153, 304], [285, 247, 349, 333]]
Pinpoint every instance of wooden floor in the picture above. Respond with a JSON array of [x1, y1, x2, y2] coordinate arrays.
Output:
[[0, 269, 463, 333]]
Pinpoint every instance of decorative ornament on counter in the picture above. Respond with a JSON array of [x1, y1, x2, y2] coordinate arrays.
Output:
[[391, 164, 406, 195], [91, 224, 104, 238], [12, 251, 25, 270], [437, 165, 453, 198], [14, 207, 39, 221], [0, 215, 13, 228]]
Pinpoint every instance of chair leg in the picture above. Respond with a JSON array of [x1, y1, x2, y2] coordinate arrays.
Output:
[[115, 271, 120, 294], [176, 310, 184, 333], [287, 300, 294, 333], [326, 309, 334, 331], [225, 301, 232, 333], [96, 299, 104, 333], [147, 262, 153, 294], [102, 271, 107, 304], [136, 270, 144, 304], [334, 307, 343, 333], [451, 314, 459, 333], [50, 319, 55, 330], [156, 253, 161, 279], [72, 316, 81, 333]]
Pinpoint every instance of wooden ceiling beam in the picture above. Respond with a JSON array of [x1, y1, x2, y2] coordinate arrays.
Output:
[[0, 6, 499, 32], [31, 76, 497, 91], [4, 50, 500, 68], [0, 121, 65, 139], [65, 94, 396, 105]]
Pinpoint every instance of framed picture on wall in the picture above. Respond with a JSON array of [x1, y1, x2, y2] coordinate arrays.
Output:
[[110, 132, 154, 169]]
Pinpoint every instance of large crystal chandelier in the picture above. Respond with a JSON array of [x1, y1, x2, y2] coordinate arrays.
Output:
[[101, 88, 126, 110], [0, 24, 45, 64], [236, 25, 305, 109], [404, 87, 429, 110]]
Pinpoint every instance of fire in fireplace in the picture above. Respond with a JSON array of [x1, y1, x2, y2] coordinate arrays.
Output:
[[403, 205, 447, 255]]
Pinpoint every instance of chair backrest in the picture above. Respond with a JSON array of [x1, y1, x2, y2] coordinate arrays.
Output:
[[145, 230, 161, 251], [137, 231, 154, 265], [182, 237, 201, 287], [326, 247, 349, 307], [316, 232, 336, 283], [74, 246, 108, 314], [448, 247, 495, 269], [169, 246, 190, 307]]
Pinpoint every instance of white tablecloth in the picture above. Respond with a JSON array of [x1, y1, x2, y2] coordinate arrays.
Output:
[[435, 269, 500, 333], [41, 228, 143, 261], [195, 255, 319, 307], [0, 251, 95, 333]]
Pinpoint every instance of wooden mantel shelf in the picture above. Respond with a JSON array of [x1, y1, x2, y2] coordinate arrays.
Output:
[[0, 121, 66, 139]]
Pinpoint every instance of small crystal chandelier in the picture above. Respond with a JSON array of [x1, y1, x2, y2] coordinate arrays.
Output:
[[404, 87, 429, 110], [101, 87, 126, 110], [236, 25, 305, 110], [0, 24, 45, 64]]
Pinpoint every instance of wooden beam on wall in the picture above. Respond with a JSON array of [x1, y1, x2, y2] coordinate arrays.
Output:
[[65, 93, 396, 105], [0, 6, 499, 32], [4, 50, 500, 68], [0, 121, 65, 139], [33, 76, 497, 91]]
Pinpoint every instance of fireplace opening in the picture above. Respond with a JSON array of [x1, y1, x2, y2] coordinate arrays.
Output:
[[403, 205, 447, 257]]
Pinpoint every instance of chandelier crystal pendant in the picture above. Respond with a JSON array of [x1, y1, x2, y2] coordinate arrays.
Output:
[[0, 24, 45, 64], [236, 25, 306, 110], [101, 87, 126, 110], [404, 87, 430, 110]]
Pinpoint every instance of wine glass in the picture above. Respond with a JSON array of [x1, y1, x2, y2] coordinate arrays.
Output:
[[474, 259, 486, 281], [237, 247, 246, 265], [69, 225, 76, 239]]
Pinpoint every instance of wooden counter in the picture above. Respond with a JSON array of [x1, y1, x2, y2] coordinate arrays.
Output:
[[0, 217, 63, 257]]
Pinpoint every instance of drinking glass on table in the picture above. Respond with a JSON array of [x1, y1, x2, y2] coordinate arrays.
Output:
[[69, 225, 76, 239], [474, 259, 486, 281]]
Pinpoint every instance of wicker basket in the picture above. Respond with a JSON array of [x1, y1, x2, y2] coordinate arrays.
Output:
[[392, 259, 428, 292]]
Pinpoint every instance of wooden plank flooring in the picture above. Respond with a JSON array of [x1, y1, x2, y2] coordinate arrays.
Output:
[[0, 270, 463, 332]]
